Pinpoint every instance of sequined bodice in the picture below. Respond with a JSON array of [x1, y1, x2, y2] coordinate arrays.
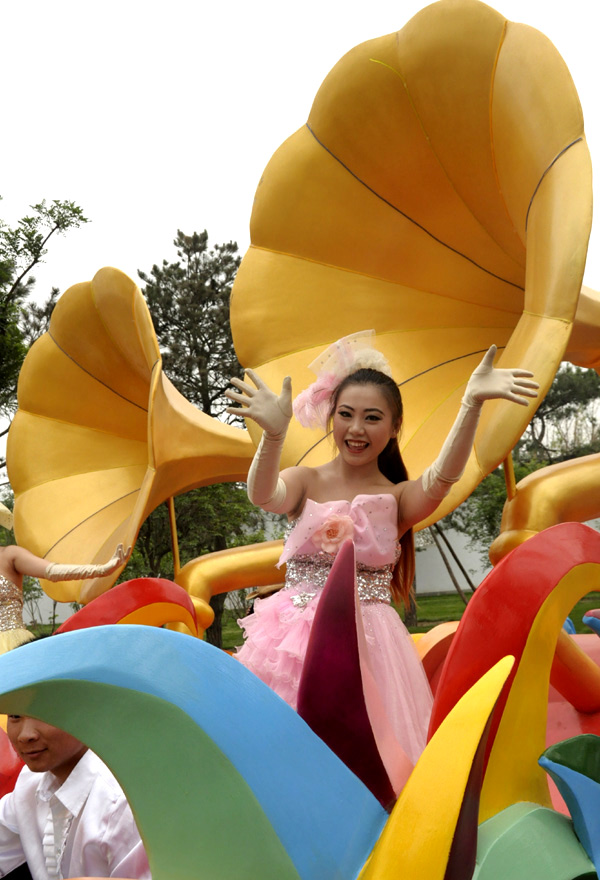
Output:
[[279, 495, 399, 605], [0, 575, 25, 631]]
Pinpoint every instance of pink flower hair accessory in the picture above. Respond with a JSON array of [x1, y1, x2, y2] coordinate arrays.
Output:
[[292, 371, 338, 430], [292, 330, 393, 430], [312, 514, 355, 555]]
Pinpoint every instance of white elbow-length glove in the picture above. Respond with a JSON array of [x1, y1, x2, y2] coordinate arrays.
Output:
[[45, 544, 129, 581], [421, 346, 538, 500], [225, 370, 292, 512]]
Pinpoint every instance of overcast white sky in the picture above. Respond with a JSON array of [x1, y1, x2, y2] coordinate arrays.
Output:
[[2, 0, 599, 299]]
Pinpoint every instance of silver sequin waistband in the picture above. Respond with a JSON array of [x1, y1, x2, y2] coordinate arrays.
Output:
[[284, 554, 393, 606], [0, 576, 25, 632]]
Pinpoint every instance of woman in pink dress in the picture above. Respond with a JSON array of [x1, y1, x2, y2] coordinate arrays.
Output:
[[226, 331, 537, 763]]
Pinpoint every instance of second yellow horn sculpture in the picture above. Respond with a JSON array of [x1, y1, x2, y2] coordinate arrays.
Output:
[[8, 268, 254, 603]]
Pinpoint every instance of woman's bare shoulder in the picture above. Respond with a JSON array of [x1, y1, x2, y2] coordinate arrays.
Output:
[[281, 464, 334, 518], [390, 480, 408, 501], [280, 464, 314, 490], [395, 475, 440, 532], [0, 545, 18, 580], [0, 545, 17, 563], [279, 465, 314, 519]]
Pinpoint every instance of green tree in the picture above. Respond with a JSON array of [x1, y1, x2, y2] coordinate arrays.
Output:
[[520, 363, 600, 463], [123, 485, 267, 581], [448, 460, 545, 566], [0, 199, 88, 423], [138, 231, 272, 646], [139, 230, 242, 419]]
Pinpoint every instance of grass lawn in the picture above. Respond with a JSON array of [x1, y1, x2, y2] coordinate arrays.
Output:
[[221, 590, 600, 650]]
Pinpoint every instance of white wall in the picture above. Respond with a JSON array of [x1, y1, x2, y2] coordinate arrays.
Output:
[[415, 519, 600, 597], [415, 528, 490, 597]]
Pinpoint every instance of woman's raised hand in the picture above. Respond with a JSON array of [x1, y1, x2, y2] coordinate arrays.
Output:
[[464, 345, 539, 407], [226, 370, 293, 438], [110, 543, 131, 571]]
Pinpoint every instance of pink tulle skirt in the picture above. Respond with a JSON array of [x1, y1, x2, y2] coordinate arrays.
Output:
[[235, 588, 433, 764]]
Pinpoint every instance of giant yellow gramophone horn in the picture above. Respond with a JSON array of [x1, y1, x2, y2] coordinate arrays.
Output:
[[230, 0, 593, 528], [8, 267, 254, 604]]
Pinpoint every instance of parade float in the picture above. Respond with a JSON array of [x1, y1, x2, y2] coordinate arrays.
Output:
[[3, 1, 600, 877]]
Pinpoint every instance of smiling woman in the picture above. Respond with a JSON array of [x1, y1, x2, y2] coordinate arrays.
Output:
[[331, 384, 399, 468], [225, 330, 538, 772]]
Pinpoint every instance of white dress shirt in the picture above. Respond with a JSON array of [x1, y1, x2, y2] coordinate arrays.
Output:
[[0, 750, 150, 880]]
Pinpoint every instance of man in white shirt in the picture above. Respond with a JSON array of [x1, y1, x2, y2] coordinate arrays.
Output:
[[0, 715, 150, 880]]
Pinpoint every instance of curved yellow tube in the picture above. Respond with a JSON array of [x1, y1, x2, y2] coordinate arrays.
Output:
[[172, 541, 284, 639], [490, 454, 600, 563], [175, 541, 283, 603]]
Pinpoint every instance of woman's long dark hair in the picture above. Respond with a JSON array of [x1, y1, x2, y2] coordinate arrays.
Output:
[[329, 368, 415, 607]]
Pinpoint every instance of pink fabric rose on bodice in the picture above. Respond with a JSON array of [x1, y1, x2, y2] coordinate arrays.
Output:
[[312, 514, 355, 554]]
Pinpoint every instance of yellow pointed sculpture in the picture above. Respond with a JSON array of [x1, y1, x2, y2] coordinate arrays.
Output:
[[230, 0, 593, 526], [359, 656, 514, 879], [8, 268, 254, 604]]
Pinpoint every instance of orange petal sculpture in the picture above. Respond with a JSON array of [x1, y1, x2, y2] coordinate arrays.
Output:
[[7, 268, 254, 604], [55, 578, 199, 636], [230, 0, 593, 526]]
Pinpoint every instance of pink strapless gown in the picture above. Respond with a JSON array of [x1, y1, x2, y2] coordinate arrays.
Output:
[[235, 494, 433, 763]]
